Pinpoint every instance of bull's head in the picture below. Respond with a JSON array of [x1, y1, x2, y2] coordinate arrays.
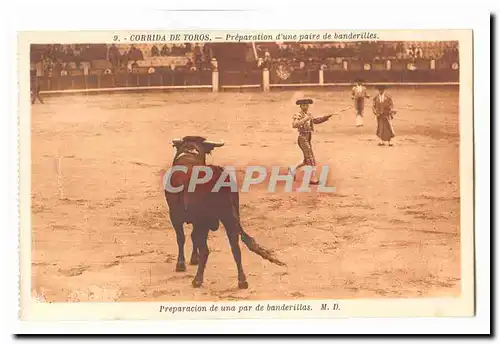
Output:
[[172, 136, 225, 165]]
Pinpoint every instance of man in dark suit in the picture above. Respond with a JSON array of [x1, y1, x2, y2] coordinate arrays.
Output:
[[372, 85, 396, 146], [30, 73, 44, 104]]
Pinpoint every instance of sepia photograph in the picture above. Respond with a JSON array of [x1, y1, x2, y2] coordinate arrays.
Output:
[[18, 29, 475, 321]]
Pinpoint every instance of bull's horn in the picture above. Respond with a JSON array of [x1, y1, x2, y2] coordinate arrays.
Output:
[[172, 138, 183, 144], [204, 140, 225, 147]]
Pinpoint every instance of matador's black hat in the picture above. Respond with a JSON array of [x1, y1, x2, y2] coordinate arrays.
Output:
[[375, 84, 387, 90], [296, 98, 313, 105]]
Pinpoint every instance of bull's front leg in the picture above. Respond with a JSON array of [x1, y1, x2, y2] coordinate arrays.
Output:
[[189, 233, 199, 266], [191, 225, 210, 288], [170, 212, 187, 272]]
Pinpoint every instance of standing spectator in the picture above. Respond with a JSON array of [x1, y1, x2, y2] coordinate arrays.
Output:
[[30, 71, 43, 104], [263, 50, 272, 69], [73, 46, 81, 68], [108, 44, 121, 68], [264, 49, 271, 60], [203, 44, 211, 60], [257, 57, 264, 69], [194, 49, 203, 71], [151, 45, 160, 57], [407, 44, 422, 60], [415, 46, 423, 58], [160, 44, 170, 56], [128, 45, 144, 62]]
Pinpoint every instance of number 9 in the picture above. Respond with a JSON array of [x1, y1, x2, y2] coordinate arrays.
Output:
[[113, 35, 118, 41]]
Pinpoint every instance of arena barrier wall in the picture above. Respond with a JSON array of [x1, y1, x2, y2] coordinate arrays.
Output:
[[36, 65, 459, 95]]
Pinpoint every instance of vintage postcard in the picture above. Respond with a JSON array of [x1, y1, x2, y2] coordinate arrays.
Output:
[[18, 29, 474, 322]]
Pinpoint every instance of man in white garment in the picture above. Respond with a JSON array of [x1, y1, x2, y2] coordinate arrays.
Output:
[[351, 79, 370, 127]]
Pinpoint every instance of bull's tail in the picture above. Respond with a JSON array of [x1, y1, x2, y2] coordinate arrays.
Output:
[[240, 228, 286, 266], [229, 192, 285, 266]]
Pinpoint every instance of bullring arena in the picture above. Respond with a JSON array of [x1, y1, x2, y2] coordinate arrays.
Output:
[[31, 86, 460, 302]]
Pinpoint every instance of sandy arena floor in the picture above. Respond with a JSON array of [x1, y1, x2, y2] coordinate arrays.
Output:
[[30, 87, 461, 302]]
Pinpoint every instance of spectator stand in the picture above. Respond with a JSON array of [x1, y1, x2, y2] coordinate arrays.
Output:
[[32, 42, 460, 95]]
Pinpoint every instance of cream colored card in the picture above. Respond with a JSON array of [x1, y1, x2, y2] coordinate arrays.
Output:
[[19, 29, 474, 321]]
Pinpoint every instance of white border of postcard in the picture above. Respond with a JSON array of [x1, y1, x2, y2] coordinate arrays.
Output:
[[4, 0, 491, 335]]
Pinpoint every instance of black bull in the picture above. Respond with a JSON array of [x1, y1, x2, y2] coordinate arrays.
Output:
[[164, 136, 285, 289]]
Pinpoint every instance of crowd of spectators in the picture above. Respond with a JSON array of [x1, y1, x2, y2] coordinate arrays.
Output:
[[259, 41, 459, 62], [107, 43, 210, 67], [107, 45, 144, 68], [254, 41, 459, 71], [31, 43, 213, 75], [149, 43, 208, 57], [30, 44, 107, 65], [31, 41, 459, 77], [263, 42, 407, 60]]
